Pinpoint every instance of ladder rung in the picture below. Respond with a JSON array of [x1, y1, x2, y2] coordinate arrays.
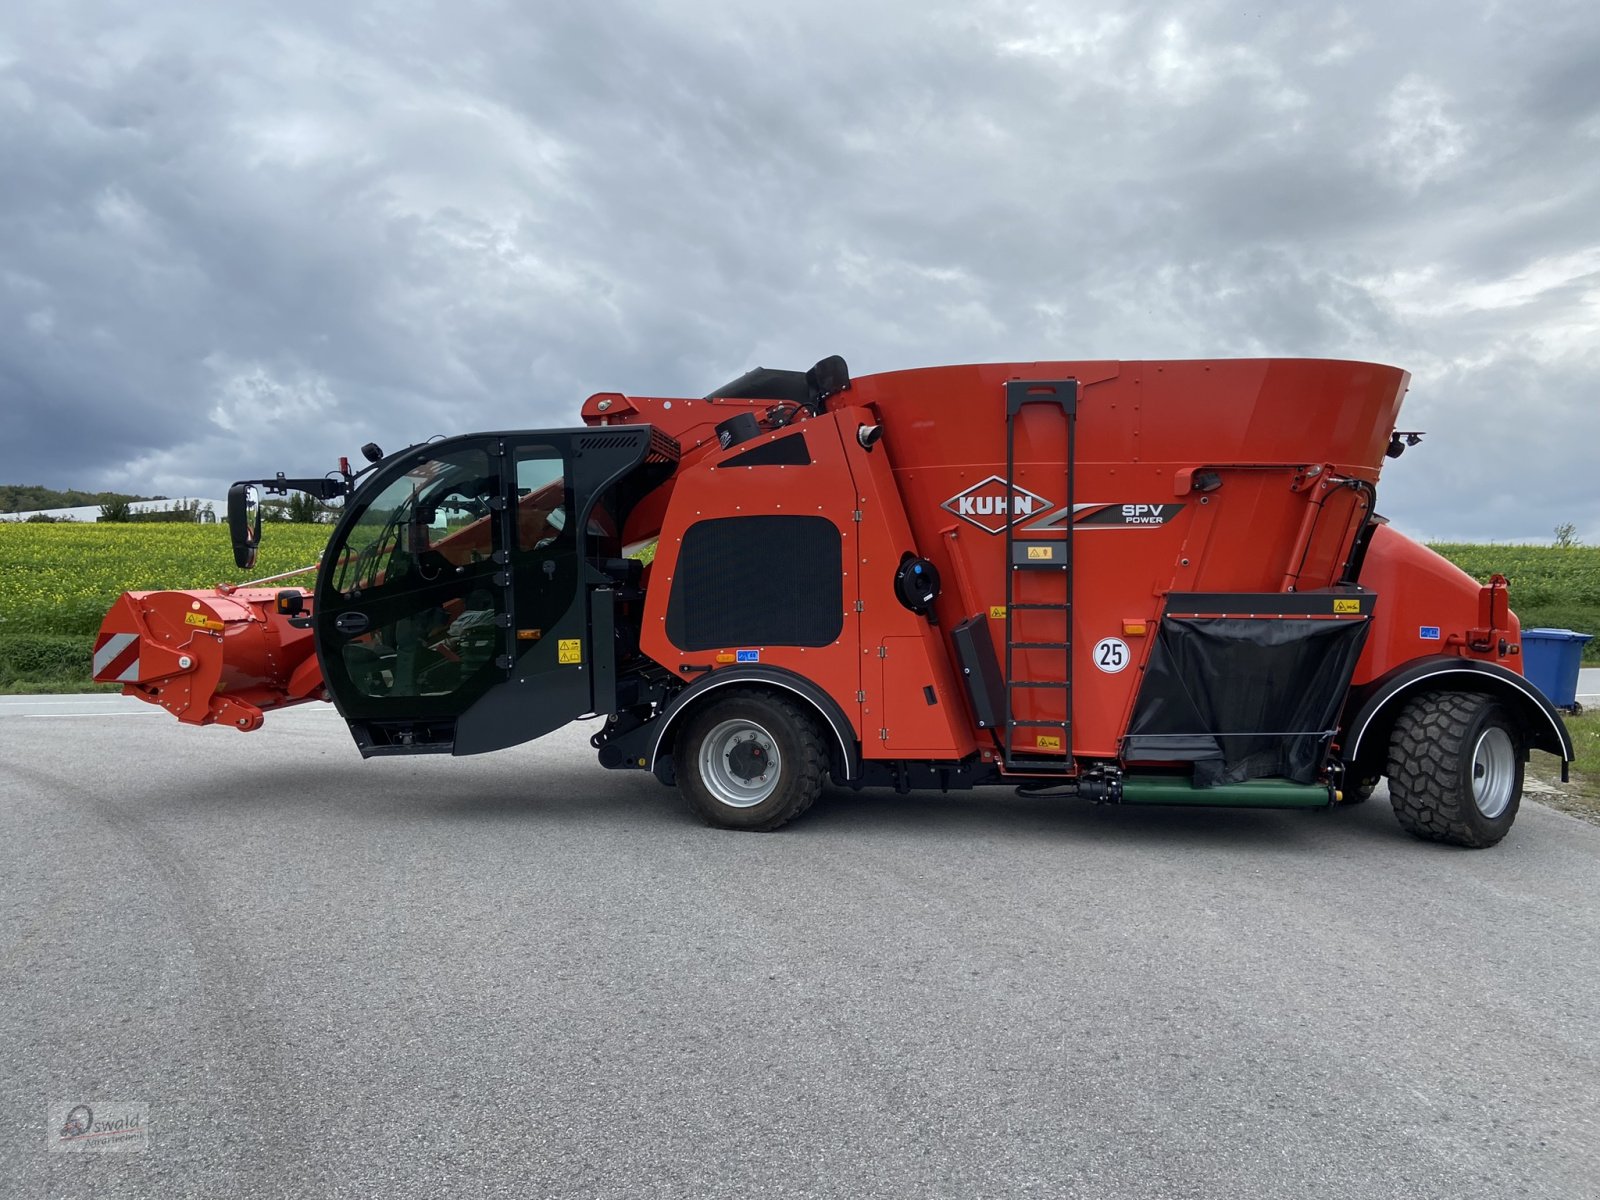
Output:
[[1011, 641, 1070, 650], [1005, 759, 1075, 773], [1008, 681, 1071, 689], [1009, 602, 1069, 611], [1008, 718, 1070, 728]]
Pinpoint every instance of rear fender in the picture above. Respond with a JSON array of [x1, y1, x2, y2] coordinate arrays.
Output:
[[1342, 656, 1574, 772], [647, 667, 861, 784]]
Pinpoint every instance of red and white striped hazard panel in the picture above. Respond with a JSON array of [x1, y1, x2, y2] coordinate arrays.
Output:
[[92, 632, 141, 682]]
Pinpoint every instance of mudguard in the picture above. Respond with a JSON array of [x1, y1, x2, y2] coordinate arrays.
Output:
[[1342, 655, 1573, 769]]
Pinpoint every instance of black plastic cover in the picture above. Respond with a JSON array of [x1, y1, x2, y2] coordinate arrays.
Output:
[[951, 614, 1005, 732], [1124, 616, 1371, 786], [706, 367, 812, 407], [665, 516, 843, 650], [706, 356, 850, 411], [715, 413, 761, 449]]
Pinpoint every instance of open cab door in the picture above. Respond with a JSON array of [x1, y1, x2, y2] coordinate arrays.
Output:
[[314, 428, 675, 756]]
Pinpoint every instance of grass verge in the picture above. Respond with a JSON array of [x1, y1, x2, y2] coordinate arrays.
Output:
[[1527, 709, 1600, 823], [0, 633, 111, 693]]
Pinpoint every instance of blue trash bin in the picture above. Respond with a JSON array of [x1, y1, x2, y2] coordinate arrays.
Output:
[[1520, 628, 1593, 709]]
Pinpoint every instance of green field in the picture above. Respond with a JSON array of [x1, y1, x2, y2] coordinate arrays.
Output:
[[1429, 543, 1600, 661], [1, 525, 1595, 691]]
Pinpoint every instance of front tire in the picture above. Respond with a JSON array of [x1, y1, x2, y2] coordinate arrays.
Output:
[[1387, 691, 1525, 848], [677, 690, 827, 831]]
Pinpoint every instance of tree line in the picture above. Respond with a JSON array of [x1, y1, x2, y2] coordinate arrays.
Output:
[[0, 484, 158, 513], [2, 485, 334, 524]]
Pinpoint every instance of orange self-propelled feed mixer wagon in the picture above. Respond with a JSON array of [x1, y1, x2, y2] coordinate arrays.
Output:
[[95, 356, 1573, 847]]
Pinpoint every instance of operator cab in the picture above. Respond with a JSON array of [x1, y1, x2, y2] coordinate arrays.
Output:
[[312, 427, 675, 756]]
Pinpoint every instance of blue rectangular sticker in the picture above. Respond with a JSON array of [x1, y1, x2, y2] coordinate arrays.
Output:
[[736, 649, 761, 663], [1419, 626, 1441, 640]]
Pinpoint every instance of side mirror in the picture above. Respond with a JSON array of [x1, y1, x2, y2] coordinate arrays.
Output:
[[227, 483, 261, 570]]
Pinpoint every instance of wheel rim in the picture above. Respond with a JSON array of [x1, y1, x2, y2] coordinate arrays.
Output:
[[699, 718, 782, 808], [1471, 726, 1517, 819]]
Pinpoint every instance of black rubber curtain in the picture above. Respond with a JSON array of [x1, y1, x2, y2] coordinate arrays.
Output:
[[1123, 616, 1370, 786]]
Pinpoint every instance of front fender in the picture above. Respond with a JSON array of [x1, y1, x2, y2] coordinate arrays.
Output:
[[1342, 656, 1573, 769]]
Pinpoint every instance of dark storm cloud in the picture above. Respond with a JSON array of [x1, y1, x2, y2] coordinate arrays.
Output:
[[1, 0, 1596, 539]]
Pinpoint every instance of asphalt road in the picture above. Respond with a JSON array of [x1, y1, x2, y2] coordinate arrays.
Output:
[[4, 696, 1600, 1200]]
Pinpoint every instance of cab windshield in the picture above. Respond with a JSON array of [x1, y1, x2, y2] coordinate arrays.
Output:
[[332, 452, 503, 598]]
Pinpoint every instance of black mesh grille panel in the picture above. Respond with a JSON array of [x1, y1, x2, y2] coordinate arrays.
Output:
[[666, 516, 843, 650]]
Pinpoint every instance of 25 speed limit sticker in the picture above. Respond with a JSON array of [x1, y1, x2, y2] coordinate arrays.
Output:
[[1092, 637, 1130, 673]]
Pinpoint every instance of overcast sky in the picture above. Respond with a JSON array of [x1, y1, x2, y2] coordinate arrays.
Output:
[[2, 0, 1597, 541]]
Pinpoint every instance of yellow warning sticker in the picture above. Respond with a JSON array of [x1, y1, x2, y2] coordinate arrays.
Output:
[[989, 605, 1007, 619], [1333, 598, 1360, 613], [184, 612, 224, 631], [1027, 546, 1053, 560], [1036, 734, 1062, 750], [558, 638, 582, 664]]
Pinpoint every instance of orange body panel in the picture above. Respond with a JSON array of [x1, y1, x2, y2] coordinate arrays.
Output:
[[635, 406, 976, 760], [1351, 524, 1524, 683]]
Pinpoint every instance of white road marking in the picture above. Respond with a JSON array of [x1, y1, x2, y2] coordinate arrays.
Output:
[[4, 712, 161, 719]]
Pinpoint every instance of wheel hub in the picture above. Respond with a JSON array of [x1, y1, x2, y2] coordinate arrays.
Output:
[[698, 719, 782, 808], [727, 739, 769, 781], [1471, 726, 1516, 819]]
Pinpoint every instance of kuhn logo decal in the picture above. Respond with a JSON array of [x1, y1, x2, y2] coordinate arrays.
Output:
[[940, 476, 1056, 534], [941, 486, 1184, 535]]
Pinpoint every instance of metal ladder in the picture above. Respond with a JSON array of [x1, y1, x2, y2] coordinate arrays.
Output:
[[1002, 379, 1078, 773]]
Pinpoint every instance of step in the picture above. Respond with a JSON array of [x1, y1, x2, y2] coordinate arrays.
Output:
[[1002, 758, 1075, 774]]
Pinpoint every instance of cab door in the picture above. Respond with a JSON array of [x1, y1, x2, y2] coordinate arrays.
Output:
[[448, 440, 593, 754], [315, 425, 670, 757], [316, 438, 513, 751]]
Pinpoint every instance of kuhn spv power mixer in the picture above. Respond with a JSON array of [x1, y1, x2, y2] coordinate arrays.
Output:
[[94, 357, 1572, 846]]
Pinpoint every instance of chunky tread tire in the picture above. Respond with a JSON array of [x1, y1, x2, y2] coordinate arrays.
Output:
[[678, 689, 827, 832], [1386, 690, 1524, 848]]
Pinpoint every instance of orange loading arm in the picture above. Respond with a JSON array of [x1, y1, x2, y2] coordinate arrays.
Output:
[[92, 586, 325, 729]]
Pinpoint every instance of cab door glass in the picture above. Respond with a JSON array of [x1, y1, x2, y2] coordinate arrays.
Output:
[[325, 446, 506, 702], [514, 452, 568, 552], [513, 449, 576, 648]]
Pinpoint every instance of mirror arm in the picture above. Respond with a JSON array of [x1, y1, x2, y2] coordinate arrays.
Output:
[[227, 475, 352, 571], [257, 474, 350, 501]]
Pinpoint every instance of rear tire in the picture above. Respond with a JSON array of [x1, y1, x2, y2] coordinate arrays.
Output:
[[677, 689, 827, 831], [1387, 691, 1524, 848]]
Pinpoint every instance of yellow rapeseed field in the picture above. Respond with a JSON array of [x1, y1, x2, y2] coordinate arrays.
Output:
[[0, 523, 333, 637]]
